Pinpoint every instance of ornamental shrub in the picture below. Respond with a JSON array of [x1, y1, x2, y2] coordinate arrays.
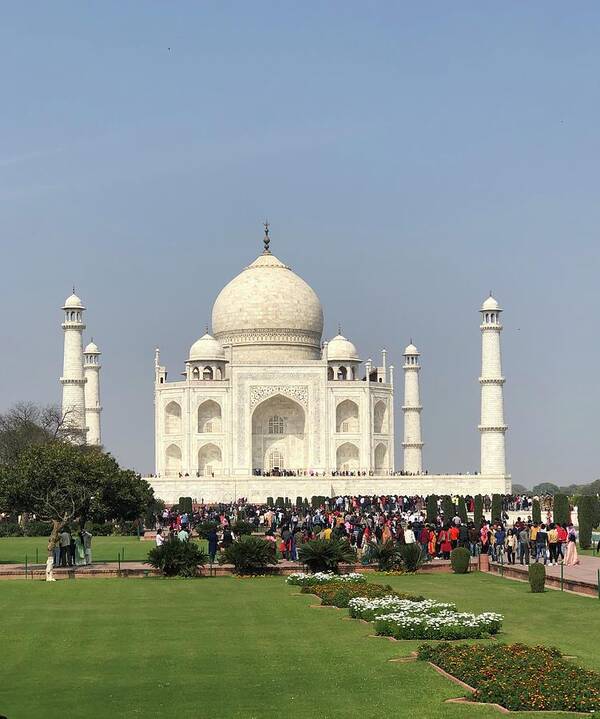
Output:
[[578, 495, 595, 549], [474, 494, 484, 526], [532, 498, 542, 524], [365, 539, 402, 571], [295, 496, 303, 508], [266, 496, 274, 507], [376, 609, 502, 640], [528, 562, 545, 593], [553, 494, 569, 526], [457, 498, 468, 524], [426, 494, 438, 523], [275, 496, 284, 508], [220, 535, 277, 575], [298, 538, 356, 573], [491, 493, 503, 522], [303, 581, 412, 608], [286, 572, 366, 586], [195, 521, 219, 538], [399, 542, 425, 572], [230, 521, 255, 536], [178, 496, 193, 514], [147, 539, 207, 577], [450, 547, 471, 574]]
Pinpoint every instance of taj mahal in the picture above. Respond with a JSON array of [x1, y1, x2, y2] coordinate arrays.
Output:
[[59, 226, 511, 503]]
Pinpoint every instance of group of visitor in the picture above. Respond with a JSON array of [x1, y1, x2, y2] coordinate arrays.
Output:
[[53, 528, 93, 567]]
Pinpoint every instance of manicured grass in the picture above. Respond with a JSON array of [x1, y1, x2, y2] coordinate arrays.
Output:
[[0, 536, 206, 564], [1, 571, 598, 718]]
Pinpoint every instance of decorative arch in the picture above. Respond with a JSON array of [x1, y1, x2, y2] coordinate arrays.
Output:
[[165, 444, 182, 474], [197, 400, 222, 433], [251, 394, 306, 472], [327, 366, 334, 381], [198, 443, 222, 475], [374, 442, 387, 471], [165, 401, 182, 434], [336, 442, 359, 472], [336, 399, 359, 433], [373, 400, 388, 434], [202, 366, 213, 380]]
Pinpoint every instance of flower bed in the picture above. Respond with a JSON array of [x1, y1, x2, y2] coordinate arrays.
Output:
[[375, 606, 502, 640], [286, 572, 366, 586], [349, 597, 453, 622], [301, 581, 424, 608], [417, 642, 600, 713]]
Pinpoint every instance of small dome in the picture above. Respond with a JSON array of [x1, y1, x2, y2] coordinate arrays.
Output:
[[63, 293, 83, 309], [84, 341, 100, 354], [404, 342, 419, 355], [189, 333, 225, 362], [327, 334, 360, 361], [482, 295, 500, 311]]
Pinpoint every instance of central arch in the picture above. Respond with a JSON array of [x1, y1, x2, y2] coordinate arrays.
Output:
[[251, 394, 306, 473]]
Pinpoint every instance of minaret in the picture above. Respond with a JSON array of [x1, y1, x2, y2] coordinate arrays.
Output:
[[479, 295, 507, 475], [84, 340, 102, 445], [402, 342, 423, 473], [60, 291, 87, 441]]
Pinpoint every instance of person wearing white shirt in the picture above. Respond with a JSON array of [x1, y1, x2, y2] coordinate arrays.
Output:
[[155, 530, 166, 547]]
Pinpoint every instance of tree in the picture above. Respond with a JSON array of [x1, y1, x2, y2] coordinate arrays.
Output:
[[491, 494, 502, 523], [426, 494, 438, 524], [578, 496, 596, 550], [532, 498, 542, 524], [532, 482, 560, 496], [0, 441, 153, 580], [457, 497, 468, 524], [474, 494, 484, 526], [553, 494, 570, 525], [441, 495, 454, 522]]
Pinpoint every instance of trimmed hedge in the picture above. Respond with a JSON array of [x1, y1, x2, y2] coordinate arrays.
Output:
[[178, 496, 193, 514], [450, 547, 471, 574], [528, 562, 545, 593], [426, 494, 438, 523], [578, 495, 595, 549], [474, 494, 484, 526], [441, 495, 454, 521], [457, 498, 468, 524], [491, 494, 502, 522], [532, 498, 542, 524], [553, 494, 569, 526]]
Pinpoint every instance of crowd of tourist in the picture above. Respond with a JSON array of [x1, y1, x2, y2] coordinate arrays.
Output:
[[52, 528, 93, 567], [153, 493, 580, 566]]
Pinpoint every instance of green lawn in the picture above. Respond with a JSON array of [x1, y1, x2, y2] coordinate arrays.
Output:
[[0, 536, 207, 564], [1, 572, 599, 719]]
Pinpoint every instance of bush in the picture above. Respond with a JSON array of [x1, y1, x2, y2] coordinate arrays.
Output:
[[22, 520, 53, 536], [426, 494, 438, 523], [230, 521, 255, 536], [528, 562, 545, 592], [146, 539, 207, 577], [457, 498, 468, 524], [365, 539, 402, 571], [302, 581, 406, 608], [450, 547, 471, 574], [220, 535, 277, 575], [286, 572, 366, 586], [0, 522, 24, 537], [178, 496, 193, 514], [532, 498, 542, 524], [553, 493, 569, 525], [474, 494, 484, 526], [578, 495, 595, 549], [84, 522, 115, 536], [195, 521, 219, 538], [399, 542, 425, 572], [275, 496, 284, 508], [491, 493, 503, 522], [295, 496, 303, 508], [298, 538, 356, 573], [376, 608, 502, 640], [417, 642, 600, 713], [266, 496, 274, 507]]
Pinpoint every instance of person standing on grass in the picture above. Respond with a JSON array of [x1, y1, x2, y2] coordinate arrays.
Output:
[[59, 527, 71, 567]]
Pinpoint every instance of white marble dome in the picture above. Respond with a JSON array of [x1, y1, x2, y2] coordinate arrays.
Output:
[[327, 334, 360, 361], [84, 341, 100, 354], [482, 295, 500, 311], [403, 342, 419, 355], [63, 293, 83, 309], [212, 251, 324, 361], [189, 333, 225, 362]]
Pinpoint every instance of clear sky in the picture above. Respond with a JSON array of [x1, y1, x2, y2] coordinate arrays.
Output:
[[1, 2, 599, 487]]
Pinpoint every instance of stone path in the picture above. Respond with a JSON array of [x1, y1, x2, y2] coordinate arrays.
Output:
[[490, 553, 600, 596]]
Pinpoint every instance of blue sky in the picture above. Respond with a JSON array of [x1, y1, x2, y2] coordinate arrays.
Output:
[[1, 2, 599, 486]]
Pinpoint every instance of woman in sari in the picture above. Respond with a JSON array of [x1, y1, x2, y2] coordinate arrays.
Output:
[[74, 531, 86, 566], [564, 530, 580, 566]]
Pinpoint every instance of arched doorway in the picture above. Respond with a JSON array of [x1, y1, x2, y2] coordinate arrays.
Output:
[[197, 400, 222, 433], [336, 442, 359, 472], [374, 442, 387, 471], [336, 399, 359, 433], [165, 401, 181, 434], [198, 443, 222, 475], [165, 444, 182, 475], [251, 394, 306, 473], [373, 400, 387, 433]]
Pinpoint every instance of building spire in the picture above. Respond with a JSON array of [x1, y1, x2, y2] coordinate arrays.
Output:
[[262, 219, 271, 254]]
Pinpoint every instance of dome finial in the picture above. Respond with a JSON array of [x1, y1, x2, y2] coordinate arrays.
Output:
[[262, 219, 271, 254], [205, 323, 209, 334], [338, 322, 342, 335]]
